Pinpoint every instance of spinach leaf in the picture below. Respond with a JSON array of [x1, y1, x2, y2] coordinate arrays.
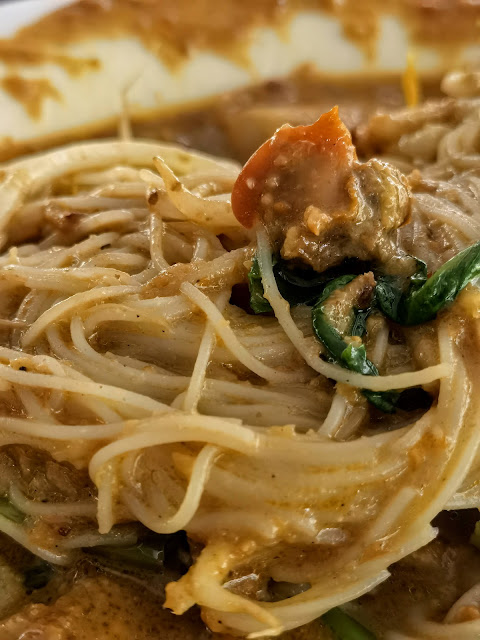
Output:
[[404, 241, 480, 324], [375, 258, 427, 323], [312, 306, 350, 363], [92, 541, 166, 569], [88, 531, 191, 574], [363, 389, 400, 414], [311, 276, 360, 363], [342, 345, 398, 413], [247, 256, 370, 314], [375, 275, 405, 321], [274, 260, 367, 306], [410, 258, 429, 290], [248, 253, 431, 414], [312, 286, 398, 413], [351, 308, 372, 338], [377, 243, 480, 325], [248, 256, 273, 314], [273, 262, 334, 305], [316, 275, 357, 307], [0, 497, 25, 524], [322, 607, 377, 639], [341, 343, 378, 376]]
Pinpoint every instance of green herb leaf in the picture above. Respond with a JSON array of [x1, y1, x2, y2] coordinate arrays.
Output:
[[375, 258, 426, 323], [322, 607, 377, 639], [312, 309, 352, 364], [342, 345, 399, 412], [404, 241, 480, 324], [0, 497, 25, 524], [248, 256, 273, 314], [273, 263, 333, 305], [351, 308, 371, 338], [247, 256, 370, 314], [90, 541, 166, 570], [310, 274, 359, 358], [410, 258, 429, 290], [316, 275, 357, 307], [89, 531, 191, 574], [363, 389, 400, 414], [274, 261, 367, 306], [312, 286, 399, 413], [377, 244, 480, 325], [375, 274, 405, 321], [340, 343, 378, 376], [248, 253, 433, 414]]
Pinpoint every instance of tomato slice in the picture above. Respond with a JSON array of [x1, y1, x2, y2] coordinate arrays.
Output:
[[231, 106, 357, 229]]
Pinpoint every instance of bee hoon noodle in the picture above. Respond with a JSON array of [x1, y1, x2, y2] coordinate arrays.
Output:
[[1, 68, 480, 640]]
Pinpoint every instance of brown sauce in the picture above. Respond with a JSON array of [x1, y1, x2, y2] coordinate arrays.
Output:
[[0, 0, 478, 72], [0, 41, 99, 76], [0, 0, 466, 164], [1, 76, 61, 120], [0, 554, 334, 640], [0, 69, 444, 164], [148, 68, 443, 163]]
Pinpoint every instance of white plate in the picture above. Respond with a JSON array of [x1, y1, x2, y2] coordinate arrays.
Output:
[[0, 0, 74, 38], [0, 0, 477, 154]]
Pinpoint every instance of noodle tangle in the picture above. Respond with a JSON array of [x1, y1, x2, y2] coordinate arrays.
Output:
[[0, 77, 480, 638]]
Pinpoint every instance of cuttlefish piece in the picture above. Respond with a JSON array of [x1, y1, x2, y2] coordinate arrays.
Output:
[[232, 106, 411, 273]]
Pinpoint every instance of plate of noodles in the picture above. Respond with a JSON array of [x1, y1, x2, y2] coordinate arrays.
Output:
[[1, 1, 480, 639]]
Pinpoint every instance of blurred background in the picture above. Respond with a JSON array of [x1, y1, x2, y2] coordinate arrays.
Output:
[[0, 0, 479, 162]]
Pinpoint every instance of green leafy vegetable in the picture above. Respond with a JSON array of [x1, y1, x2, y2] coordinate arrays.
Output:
[[247, 256, 369, 314], [312, 308, 351, 363], [316, 275, 357, 307], [248, 252, 441, 413], [274, 260, 367, 306], [340, 343, 377, 376], [374, 275, 404, 321], [88, 531, 191, 574], [23, 561, 53, 591], [0, 497, 25, 524], [375, 258, 427, 322], [93, 541, 166, 569], [409, 258, 429, 289], [248, 256, 273, 314], [312, 285, 398, 413], [363, 389, 400, 413], [351, 308, 372, 338], [377, 242, 480, 325], [404, 241, 480, 324], [322, 607, 377, 639], [311, 276, 357, 363]]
